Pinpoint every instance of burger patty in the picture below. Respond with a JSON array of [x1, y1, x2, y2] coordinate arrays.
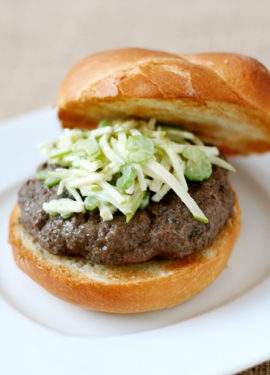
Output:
[[18, 166, 235, 265]]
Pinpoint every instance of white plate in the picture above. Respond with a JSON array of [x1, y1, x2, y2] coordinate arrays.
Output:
[[1, 108, 270, 375]]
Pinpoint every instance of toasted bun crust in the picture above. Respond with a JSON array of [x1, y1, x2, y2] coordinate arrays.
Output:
[[57, 48, 270, 155], [9, 199, 241, 314]]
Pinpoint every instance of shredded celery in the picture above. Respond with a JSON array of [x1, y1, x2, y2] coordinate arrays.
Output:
[[116, 164, 137, 191], [182, 147, 212, 182], [84, 196, 98, 211], [39, 118, 235, 222]]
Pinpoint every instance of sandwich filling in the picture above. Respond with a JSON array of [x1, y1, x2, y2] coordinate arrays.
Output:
[[17, 119, 235, 265], [37, 119, 234, 223]]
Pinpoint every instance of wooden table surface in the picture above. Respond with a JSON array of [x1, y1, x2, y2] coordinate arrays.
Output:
[[1, 1, 270, 373]]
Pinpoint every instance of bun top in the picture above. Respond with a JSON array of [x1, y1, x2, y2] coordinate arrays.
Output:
[[57, 48, 270, 155]]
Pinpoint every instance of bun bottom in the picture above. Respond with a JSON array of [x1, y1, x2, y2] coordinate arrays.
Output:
[[9, 199, 241, 313]]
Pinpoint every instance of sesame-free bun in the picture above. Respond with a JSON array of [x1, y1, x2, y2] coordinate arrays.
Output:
[[9, 199, 241, 314], [57, 48, 270, 155]]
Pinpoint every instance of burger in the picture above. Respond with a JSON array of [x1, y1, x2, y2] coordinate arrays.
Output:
[[9, 48, 270, 313]]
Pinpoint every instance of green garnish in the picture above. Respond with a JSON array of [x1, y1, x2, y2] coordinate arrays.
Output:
[[45, 176, 61, 187], [37, 170, 60, 187], [194, 215, 209, 224], [84, 196, 98, 211], [50, 150, 70, 159], [139, 191, 151, 209], [98, 120, 109, 128], [61, 213, 72, 220], [72, 139, 99, 157], [126, 135, 154, 163], [182, 147, 212, 181], [37, 170, 48, 181], [126, 190, 145, 223], [116, 165, 137, 190], [39, 119, 235, 223]]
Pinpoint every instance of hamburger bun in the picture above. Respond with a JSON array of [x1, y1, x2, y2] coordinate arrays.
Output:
[[9, 198, 241, 313], [57, 48, 270, 155], [11, 47, 267, 313]]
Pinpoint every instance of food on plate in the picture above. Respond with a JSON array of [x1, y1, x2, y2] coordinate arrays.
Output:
[[9, 48, 270, 313]]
